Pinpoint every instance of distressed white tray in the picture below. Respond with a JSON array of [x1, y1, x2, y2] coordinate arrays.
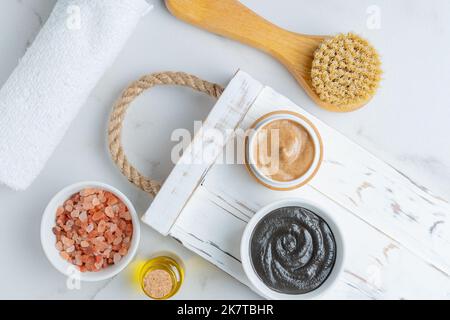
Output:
[[142, 71, 450, 299]]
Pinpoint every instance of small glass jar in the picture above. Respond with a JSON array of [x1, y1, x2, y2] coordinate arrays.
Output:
[[139, 255, 184, 300]]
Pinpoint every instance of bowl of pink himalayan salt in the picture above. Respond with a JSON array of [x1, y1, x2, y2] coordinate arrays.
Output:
[[41, 181, 140, 281]]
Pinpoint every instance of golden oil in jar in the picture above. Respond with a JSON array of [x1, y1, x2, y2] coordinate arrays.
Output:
[[139, 255, 184, 300]]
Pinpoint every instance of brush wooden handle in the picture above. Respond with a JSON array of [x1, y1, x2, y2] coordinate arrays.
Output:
[[165, 0, 301, 58], [165, 0, 350, 111]]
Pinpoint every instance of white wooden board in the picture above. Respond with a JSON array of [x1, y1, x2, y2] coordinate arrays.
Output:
[[142, 71, 450, 299]]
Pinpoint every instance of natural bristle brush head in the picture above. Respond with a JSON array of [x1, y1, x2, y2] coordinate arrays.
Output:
[[311, 33, 382, 112]]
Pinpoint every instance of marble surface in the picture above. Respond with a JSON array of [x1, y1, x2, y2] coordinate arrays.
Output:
[[0, 0, 449, 299]]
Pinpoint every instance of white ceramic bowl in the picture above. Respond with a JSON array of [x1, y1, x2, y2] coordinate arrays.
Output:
[[41, 181, 141, 281], [245, 111, 323, 191], [241, 198, 344, 300]]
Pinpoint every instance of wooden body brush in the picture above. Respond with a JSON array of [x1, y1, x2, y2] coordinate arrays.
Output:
[[166, 0, 381, 112]]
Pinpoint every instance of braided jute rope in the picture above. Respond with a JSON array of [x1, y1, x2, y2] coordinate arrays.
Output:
[[108, 72, 224, 197]]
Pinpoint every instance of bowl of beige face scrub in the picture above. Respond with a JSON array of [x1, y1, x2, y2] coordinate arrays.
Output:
[[245, 111, 323, 190]]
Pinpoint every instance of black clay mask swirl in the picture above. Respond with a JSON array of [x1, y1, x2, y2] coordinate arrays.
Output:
[[250, 206, 336, 294]]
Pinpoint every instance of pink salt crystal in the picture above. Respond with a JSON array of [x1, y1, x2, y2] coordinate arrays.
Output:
[[119, 211, 131, 221], [83, 202, 93, 211], [75, 255, 82, 266], [118, 220, 127, 231], [92, 211, 104, 221], [56, 218, 65, 228], [70, 210, 80, 218], [87, 255, 95, 264], [113, 253, 121, 264], [62, 236, 74, 247], [118, 247, 127, 256], [114, 229, 122, 238], [109, 223, 117, 233], [87, 230, 98, 239], [52, 227, 61, 236], [56, 207, 65, 216], [80, 241, 90, 248], [99, 194, 106, 203], [66, 245, 75, 253], [96, 242, 108, 253], [103, 249, 111, 257], [95, 236, 105, 242], [92, 197, 100, 206], [65, 205, 73, 212], [118, 203, 127, 212], [79, 211, 88, 222], [86, 223, 94, 233], [80, 188, 96, 197], [113, 237, 122, 246], [94, 256, 103, 270], [106, 193, 119, 205], [104, 207, 114, 218], [72, 234, 80, 243], [104, 231, 114, 244], [125, 225, 132, 235], [98, 221, 106, 233], [60, 251, 71, 261], [55, 241, 63, 251], [66, 220, 74, 229]]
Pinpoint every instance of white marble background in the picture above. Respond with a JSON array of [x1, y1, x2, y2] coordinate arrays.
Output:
[[0, 0, 449, 299]]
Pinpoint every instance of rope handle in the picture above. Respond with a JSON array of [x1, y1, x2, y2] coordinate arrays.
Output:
[[108, 72, 224, 197]]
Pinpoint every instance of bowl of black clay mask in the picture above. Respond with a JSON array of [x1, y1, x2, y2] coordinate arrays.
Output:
[[241, 198, 344, 300]]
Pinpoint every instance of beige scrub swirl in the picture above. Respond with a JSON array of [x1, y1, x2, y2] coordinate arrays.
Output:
[[254, 119, 315, 182]]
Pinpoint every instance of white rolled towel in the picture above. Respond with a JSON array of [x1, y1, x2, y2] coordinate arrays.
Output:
[[0, 0, 151, 190]]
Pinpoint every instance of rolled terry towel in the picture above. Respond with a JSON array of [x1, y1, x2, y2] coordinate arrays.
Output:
[[0, 0, 151, 190]]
